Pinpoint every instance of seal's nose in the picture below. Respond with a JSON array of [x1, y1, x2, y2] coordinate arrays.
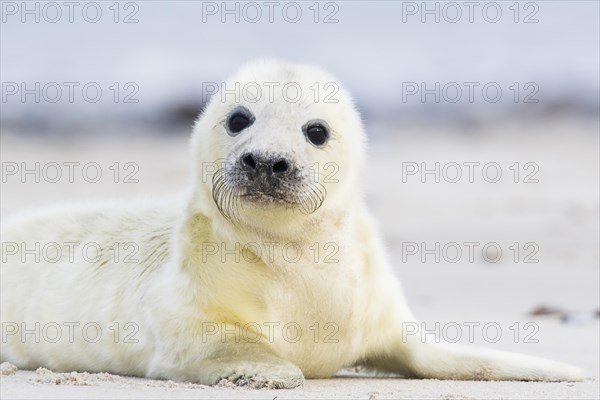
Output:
[[271, 159, 289, 174], [241, 153, 257, 170], [240, 153, 290, 177]]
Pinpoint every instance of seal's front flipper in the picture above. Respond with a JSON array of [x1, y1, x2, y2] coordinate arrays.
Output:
[[196, 343, 304, 388], [364, 338, 585, 382], [403, 341, 585, 382]]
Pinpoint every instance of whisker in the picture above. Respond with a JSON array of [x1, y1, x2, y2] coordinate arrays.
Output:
[[211, 159, 328, 222]]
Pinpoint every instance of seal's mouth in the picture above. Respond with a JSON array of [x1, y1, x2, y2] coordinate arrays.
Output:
[[241, 191, 289, 202], [211, 160, 326, 223]]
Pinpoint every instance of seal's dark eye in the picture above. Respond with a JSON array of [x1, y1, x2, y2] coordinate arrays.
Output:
[[226, 106, 254, 135], [303, 120, 330, 147]]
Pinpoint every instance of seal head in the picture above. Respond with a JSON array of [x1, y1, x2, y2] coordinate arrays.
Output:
[[191, 59, 365, 231]]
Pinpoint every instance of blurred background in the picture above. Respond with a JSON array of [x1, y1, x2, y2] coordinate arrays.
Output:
[[1, 0, 599, 381]]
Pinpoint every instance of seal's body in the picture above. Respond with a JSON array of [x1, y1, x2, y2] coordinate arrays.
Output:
[[0, 60, 583, 387]]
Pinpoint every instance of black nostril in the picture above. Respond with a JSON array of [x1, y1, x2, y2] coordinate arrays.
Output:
[[242, 154, 256, 170], [272, 160, 289, 174]]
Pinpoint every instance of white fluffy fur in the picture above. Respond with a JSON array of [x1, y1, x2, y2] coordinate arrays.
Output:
[[0, 59, 584, 387]]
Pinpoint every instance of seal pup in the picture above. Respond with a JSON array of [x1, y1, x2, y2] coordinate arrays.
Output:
[[0, 59, 584, 388]]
